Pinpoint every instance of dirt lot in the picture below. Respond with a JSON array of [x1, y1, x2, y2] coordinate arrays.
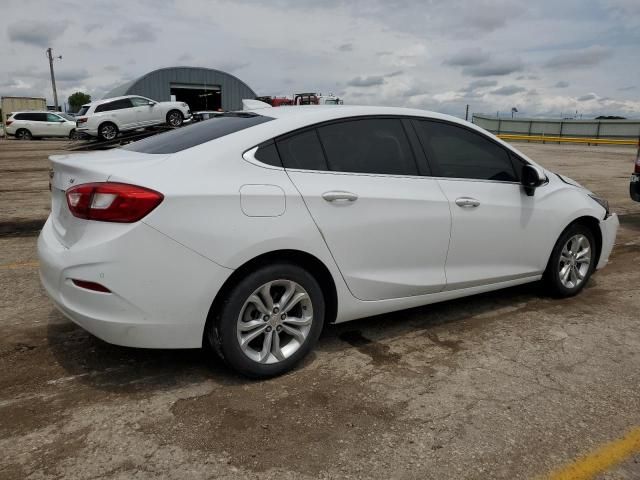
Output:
[[1, 138, 639, 479]]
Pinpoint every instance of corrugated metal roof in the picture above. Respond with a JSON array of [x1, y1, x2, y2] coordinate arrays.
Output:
[[103, 66, 256, 111]]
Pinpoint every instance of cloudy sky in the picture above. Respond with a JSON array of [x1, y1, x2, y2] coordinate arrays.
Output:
[[1, 0, 639, 118]]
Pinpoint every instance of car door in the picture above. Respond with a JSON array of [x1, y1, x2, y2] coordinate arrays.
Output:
[[44, 113, 67, 137], [130, 97, 162, 126], [280, 117, 452, 301], [27, 113, 47, 136], [412, 119, 552, 290], [103, 98, 136, 130]]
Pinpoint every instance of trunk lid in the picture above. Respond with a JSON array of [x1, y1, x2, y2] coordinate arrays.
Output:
[[49, 150, 168, 247]]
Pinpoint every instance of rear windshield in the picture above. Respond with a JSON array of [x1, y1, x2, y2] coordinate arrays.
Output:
[[122, 112, 273, 154], [77, 106, 90, 116]]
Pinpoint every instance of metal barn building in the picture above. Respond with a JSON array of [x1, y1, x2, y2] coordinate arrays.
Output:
[[103, 66, 257, 111]]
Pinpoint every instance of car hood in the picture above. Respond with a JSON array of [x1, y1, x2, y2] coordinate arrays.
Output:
[[161, 101, 188, 108], [555, 173, 587, 190]]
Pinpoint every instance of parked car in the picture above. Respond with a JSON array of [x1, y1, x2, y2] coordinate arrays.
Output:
[[75, 95, 192, 141], [5, 111, 78, 139], [630, 143, 640, 202], [39, 106, 619, 378]]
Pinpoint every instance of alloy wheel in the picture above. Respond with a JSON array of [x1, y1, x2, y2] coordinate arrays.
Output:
[[168, 112, 182, 127], [558, 234, 591, 289], [236, 279, 313, 364], [17, 129, 32, 140], [100, 125, 117, 140]]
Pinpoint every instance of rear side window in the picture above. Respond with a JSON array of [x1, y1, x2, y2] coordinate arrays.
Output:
[[123, 113, 273, 154], [276, 130, 328, 171], [254, 141, 282, 167], [317, 119, 418, 175], [96, 99, 133, 112], [414, 120, 517, 182], [18, 113, 47, 121]]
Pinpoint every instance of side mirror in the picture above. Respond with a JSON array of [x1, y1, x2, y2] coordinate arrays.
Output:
[[148, 101, 156, 106], [521, 164, 546, 196]]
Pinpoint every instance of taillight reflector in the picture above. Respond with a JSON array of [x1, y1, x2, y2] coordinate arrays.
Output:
[[71, 279, 111, 293], [66, 182, 163, 223]]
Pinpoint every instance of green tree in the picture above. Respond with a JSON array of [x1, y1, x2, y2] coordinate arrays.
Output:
[[67, 92, 91, 113]]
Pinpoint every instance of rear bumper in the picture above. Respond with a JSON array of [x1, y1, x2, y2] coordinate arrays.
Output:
[[76, 126, 98, 136], [596, 213, 619, 270], [38, 217, 233, 348]]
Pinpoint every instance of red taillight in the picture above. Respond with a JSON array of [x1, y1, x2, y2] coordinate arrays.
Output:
[[71, 279, 111, 293], [66, 182, 163, 223], [76, 117, 88, 124], [6, 120, 13, 126], [635, 141, 640, 173]]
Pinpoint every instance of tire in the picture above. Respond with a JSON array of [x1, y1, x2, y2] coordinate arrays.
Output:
[[68, 129, 79, 140], [209, 262, 325, 378], [15, 129, 32, 140], [98, 122, 118, 141], [543, 223, 597, 298], [166, 110, 184, 127]]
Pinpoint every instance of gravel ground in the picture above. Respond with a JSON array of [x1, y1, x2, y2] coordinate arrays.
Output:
[[1, 139, 639, 479]]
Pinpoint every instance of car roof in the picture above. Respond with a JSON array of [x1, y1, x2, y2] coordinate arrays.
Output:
[[82, 95, 150, 107], [245, 104, 463, 124], [233, 105, 542, 168], [11, 111, 61, 114]]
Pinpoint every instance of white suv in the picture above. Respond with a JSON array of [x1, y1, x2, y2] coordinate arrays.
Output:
[[75, 95, 192, 141], [5, 111, 77, 140]]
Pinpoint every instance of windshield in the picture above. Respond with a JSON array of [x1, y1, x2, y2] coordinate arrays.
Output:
[[324, 99, 339, 104], [122, 112, 273, 154], [77, 106, 90, 116], [59, 113, 75, 121]]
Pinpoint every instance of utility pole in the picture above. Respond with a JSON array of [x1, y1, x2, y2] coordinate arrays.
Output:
[[46, 48, 61, 111], [465, 104, 469, 121]]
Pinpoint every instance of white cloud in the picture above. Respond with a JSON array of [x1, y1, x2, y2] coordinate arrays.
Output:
[[0, 0, 637, 117]]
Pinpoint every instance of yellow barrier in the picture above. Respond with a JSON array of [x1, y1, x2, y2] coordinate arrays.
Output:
[[496, 134, 637, 146]]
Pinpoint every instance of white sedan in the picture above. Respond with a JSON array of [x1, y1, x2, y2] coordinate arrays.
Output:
[[38, 106, 619, 378]]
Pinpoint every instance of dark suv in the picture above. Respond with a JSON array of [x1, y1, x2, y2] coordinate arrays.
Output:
[[631, 143, 640, 202]]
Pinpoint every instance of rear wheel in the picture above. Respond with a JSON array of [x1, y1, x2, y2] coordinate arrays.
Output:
[[68, 129, 79, 140], [15, 129, 32, 140], [98, 122, 118, 141], [166, 110, 184, 127], [544, 224, 596, 297], [209, 263, 325, 378]]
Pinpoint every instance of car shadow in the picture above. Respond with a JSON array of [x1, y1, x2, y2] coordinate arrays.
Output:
[[46, 280, 549, 392]]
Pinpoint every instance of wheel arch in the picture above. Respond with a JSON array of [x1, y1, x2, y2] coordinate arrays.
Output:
[[202, 249, 338, 348], [166, 109, 183, 121], [98, 120, 119, 132], [552, 215, 603, 268]]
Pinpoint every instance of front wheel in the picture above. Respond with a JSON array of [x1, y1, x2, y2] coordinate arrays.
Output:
[[210, 263, 325, 378], [544, 224, 596, 297], [166, 110, 184, 127], [68, 129, 79, 140]]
